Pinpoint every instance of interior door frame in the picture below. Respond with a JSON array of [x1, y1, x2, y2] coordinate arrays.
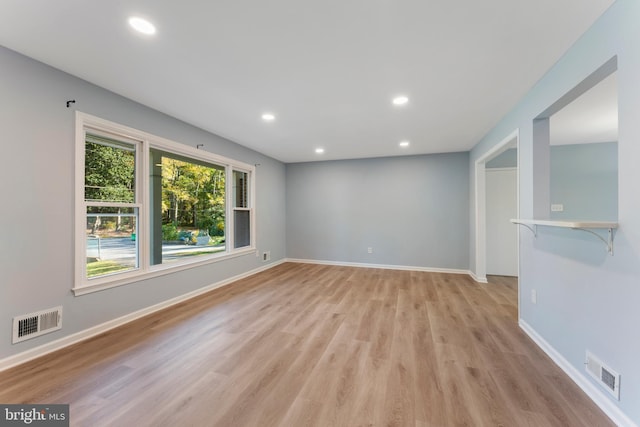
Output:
[[474, 129, 520, 313]]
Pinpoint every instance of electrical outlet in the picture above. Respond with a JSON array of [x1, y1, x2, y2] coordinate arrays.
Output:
[[551, 204, 564, 212], [531, 289, 537, 304], [367, 247, 373, 254]]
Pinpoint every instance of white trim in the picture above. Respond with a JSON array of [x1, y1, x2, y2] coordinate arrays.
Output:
[[75, 112, 86, 291], [519, 320, 637, 427], [250, 167, 256, 249], [72, 247, 256, 296], [474, 128, 519, 281], [225, 166, 235, 250], [285, 258, 472, 277], [468, 270, 488, 283], [474, 129, 520, 318], [485, 167, 517, 172], [0, 260, 285, 373]]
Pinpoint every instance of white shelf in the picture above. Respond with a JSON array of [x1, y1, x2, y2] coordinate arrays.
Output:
[[510, 219, 618, 229], [511, 219, 618, 255]]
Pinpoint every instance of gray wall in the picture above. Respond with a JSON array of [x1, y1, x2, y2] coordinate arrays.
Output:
[[0, 46, 286, 359], [470, 0, 640, 423], [286, 153, 469, 270], [550, 142, 618, 221]]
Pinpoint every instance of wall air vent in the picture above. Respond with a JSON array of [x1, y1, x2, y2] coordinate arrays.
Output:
[[12, 306, 63, 344], [586, 351, 620, 400]]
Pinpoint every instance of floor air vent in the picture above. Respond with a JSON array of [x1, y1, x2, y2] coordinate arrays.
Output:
[[586, 351, 620, 400], [12, 306, 63, 344]]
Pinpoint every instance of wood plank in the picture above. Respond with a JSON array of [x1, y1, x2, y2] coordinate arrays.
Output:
[[0, 264, 615, 427]]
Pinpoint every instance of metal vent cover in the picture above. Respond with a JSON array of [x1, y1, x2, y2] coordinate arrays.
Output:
[[12, 306, 63, 344], [586, 351, 620, 400]]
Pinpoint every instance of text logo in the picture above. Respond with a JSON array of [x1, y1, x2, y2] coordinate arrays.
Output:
[[0, 405, 68, 426]]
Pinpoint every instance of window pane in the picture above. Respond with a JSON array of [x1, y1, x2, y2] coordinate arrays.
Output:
[[233, 171, 248, 208], [85, 134, 136, 203], [86, 207, 138, 278], [150, 149, 226, 265], [234, 210, 250, 248]]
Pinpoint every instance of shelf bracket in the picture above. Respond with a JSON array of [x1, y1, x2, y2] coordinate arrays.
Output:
[[513, 221, 537, 237], [572, 227, 615, 255]]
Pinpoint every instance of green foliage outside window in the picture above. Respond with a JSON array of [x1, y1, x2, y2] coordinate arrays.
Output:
[[159, 155, 226, 239], [85, 140, 135, 203]]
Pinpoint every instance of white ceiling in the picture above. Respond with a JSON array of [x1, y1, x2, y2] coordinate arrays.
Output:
[[0, 0, 615, 163]]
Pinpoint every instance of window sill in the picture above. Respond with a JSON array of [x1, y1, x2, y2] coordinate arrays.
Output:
[[73, 247, 256, 296]]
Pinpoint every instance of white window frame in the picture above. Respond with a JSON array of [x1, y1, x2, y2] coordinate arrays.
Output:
[[230, 168, 255, 250], [74, 112, 256, 295]]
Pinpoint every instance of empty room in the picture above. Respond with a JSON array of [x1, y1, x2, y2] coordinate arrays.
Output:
[[0, 1, 638, 426]]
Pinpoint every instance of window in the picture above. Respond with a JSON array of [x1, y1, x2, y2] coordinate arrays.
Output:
[[75, 113, 255, 294], [149, 149, 226, 265], [233, 170, 251, 248], [83, 132, 140, 278]]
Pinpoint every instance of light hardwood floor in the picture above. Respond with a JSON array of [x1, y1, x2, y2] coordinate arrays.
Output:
[[0, 263, 615, 426]]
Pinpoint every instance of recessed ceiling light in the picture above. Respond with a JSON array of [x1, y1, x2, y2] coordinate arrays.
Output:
[[315, 148, 325, 154], [392, 96, 409, 106], [128, 17, 156, 35], [262, 113, 276, 122], [399, 141, 410, 147]]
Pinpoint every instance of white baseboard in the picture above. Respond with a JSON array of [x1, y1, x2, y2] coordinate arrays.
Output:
[[468, 270, 488, 283], [0, 260, 285, 373], [519, 320, 637, 427], [285, 258, 471, 277]]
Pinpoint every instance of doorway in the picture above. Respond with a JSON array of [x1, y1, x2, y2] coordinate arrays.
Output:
[[486, 166, 518, 276], [474, 130, 519, 292]]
